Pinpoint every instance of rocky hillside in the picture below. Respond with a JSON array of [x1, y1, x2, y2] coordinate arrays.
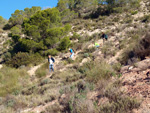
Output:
[[0, 30, 10, 68], [0, 0, 150, 113]]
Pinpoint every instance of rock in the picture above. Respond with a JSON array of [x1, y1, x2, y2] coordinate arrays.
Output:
[[135, 58, 150, 70], [128, 66, 134, 70], [19, 65, 25, 69], [80, 57, 91, 66], [120, 65, 129, 73], [98, 97, 109, 106], [0, 64, 3, 69]]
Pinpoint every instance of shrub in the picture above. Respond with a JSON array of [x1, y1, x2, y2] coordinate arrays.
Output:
[[0, 66, 28, 96], [131, 10, 138, 15], [101, 41, 115, 57], [69, 96, 95, 113], [100, 83, 140, 113], [58, 37, 71, 51], [85, 61, 113, 83], [12, 34, 20, 43], [100, 97, 140, 113], [84, 47, 96, 53], [35, 62, 48, 78], [124, 17, 133, 24], [71, 42, 83, 51], [70, 32, 81, 40], [84, 53, 89, 58], [44, 49, 58, 56], [2, 52, 11, 61], [35, 69, 47, 78], [113, 17, 120, 22], [10, 25, 21, 35], [119, 33, 150, 65], [112, 62, 122, 72], [6, 52, 43, 68], [113, 7, 123, 13]]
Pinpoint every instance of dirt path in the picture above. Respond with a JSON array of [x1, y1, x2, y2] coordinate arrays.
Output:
[[0, 64, 3, 69], [27, 64, 44, 76], [21, 100, 58, 113]]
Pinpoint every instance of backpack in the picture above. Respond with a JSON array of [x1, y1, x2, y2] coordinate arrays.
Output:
[[70, 49, 75, 53], [105, 34, 108, 39], [51, 57, 55, 63]]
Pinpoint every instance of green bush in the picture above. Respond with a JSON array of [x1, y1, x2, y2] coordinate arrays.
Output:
[[58, 37, 71, 51], [113, 7, 123, 13], [84, 53, 89, 58], [6, 52, 43, 68], [10, 25, 21, 35], [2, 52, 11, 61], [0, 16, 7, 28], [44, 49, 58, 56], [131, 10, 138, 15], [12, 34, 20, 43]]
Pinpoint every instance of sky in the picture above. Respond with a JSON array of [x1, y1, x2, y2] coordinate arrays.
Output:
[[0, 0, 58, 20]]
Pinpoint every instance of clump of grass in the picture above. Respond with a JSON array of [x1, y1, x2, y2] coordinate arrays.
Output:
[[112, 62, 122, 72], [100, 97, 140, 113], [0, 66, 28, 96], [101, 41, 115, 57], [70, 32, 81, 40], [35, 69, 47, 78], [69, 96, 95, 113], [131, 10, 138, 15], [84, 47, 96, 53], [35, 62, 48, 78], [85, 61, 113, 83], [78, 60, 113, 83]]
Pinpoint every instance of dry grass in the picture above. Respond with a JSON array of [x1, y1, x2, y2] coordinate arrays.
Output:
[[35, 62, 49, 78], [0, 66, 29, 96]]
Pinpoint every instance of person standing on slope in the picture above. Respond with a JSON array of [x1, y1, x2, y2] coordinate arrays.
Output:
[[48, 55, 55, 72], [69, 48, 75, 59], [101, 32, 108, 43]]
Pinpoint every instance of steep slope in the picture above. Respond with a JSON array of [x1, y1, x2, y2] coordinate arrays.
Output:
[[1, 0, 150, 113]]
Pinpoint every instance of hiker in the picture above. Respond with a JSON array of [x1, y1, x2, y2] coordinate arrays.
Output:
[[48, 55, 55, 72], [95, 42, 100, 48], [101, 32, 108, 42], [69, 48, 74, 59]]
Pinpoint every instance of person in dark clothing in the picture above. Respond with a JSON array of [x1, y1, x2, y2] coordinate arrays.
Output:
[[101, 32, 108, 41]]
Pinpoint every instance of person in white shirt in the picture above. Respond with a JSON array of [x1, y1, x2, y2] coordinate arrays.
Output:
[[48, 55, 55, 72]]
